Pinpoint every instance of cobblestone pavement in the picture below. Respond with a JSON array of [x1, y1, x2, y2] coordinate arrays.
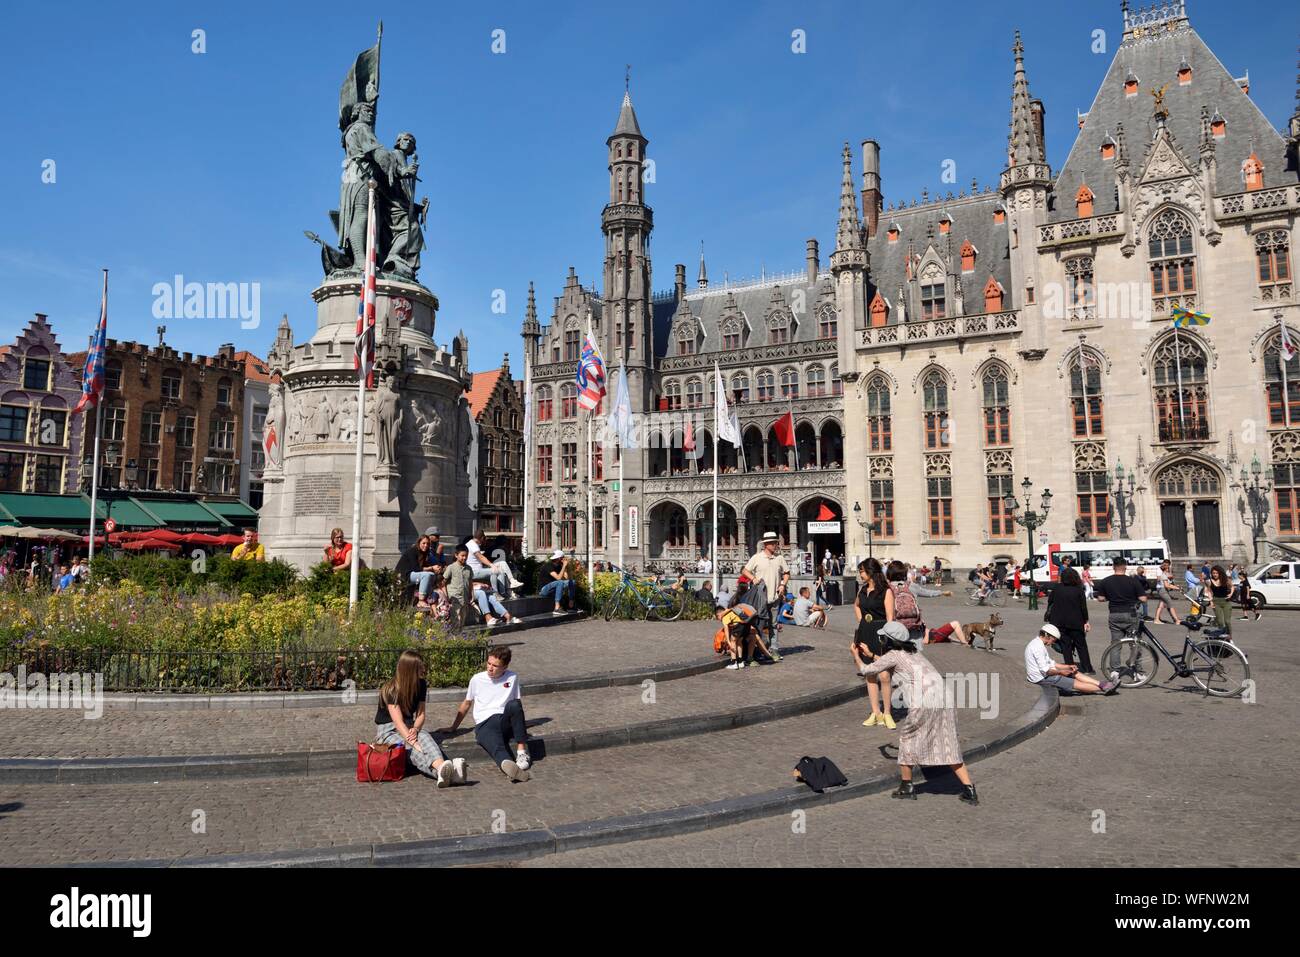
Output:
[[1, 604, 1022, 758], [520, 607, 1300, 867], [0, 635, 1033, 864]]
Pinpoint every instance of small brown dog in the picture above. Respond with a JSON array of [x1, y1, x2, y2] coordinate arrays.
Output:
[[965, 613, 1004, 651]]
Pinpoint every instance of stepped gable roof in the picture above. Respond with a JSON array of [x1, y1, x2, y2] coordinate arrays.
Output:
[[865, 192, 1012, 315], [666, 273, 836, 360], [1052, 16, 1290, 222], [465, 367, 505, 421]]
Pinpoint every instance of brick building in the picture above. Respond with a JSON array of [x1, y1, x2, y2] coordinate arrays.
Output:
[[0, 313, 86, 494], [69, 337, 247, 500], [465, 355, 525, 551], [235, 350, 272, 510]]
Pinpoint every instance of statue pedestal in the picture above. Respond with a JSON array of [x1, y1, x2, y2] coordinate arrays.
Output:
[[256, 276, 475, 574]]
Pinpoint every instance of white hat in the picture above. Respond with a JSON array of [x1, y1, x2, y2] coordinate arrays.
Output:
[[550, 550, 564, 560], [761, 531, 780, 544], [1039, 623, 1062, 640]]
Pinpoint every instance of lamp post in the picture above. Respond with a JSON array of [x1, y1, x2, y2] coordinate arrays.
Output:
[[1236, 454, 1272, 564], [1003, 477, 1053, 611], [1107, 460, 1136, 538], [853, 501, 884, 563]]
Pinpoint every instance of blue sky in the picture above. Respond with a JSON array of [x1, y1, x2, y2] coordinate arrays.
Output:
[[2, 0, 1296, 371]]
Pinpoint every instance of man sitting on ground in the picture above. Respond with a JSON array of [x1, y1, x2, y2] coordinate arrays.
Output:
[[440, 645, 532, 782], [792, 586, 827, 628], [1025, 624, 1115, 694], [694, 579, 715, 605], [715, 601, 777, 669]]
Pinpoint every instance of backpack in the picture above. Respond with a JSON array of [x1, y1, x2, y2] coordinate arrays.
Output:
[[890, 582, 924, 634], [793, 756, 848, 793]]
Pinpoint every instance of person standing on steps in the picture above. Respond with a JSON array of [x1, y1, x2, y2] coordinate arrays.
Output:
[[741, 531, 789, 661], [440, 645, 532, 782], [865, 622, 979, 806]]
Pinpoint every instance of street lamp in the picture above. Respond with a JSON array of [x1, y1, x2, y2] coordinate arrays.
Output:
[[1236, 454, 1272, 564], [1004, 477, 1053, 611], [1106, 460, 1137, 539], [853, 501, 884, 563]]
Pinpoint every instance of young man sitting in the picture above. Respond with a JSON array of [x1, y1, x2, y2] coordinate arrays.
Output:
[[792, 586, 827, 628], [539, 550, 575, 614], [440, 645, 532, 781], [1025, 624, 1116, 695]]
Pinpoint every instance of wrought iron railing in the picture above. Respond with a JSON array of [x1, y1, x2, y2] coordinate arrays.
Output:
[[1158, 418, 1210, 442], [1, 642, 490, 693]]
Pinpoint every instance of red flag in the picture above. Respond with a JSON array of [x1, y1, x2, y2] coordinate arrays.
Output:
[[773, 410, 795, 447], [815, 502, 836, 522]]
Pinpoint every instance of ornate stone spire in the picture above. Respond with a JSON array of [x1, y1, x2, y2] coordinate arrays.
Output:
[[833, 142, 864, 255], [522, 281, 539, 338], [612, 90, 642, 138], [1007, 31, 1045, 167], [697, 240, 708, 289]]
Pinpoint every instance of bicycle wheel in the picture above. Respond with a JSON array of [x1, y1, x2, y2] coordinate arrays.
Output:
[[1099, 639, 1159, 689], [965, 588, 982, 606], [1188, 639, 1250, 698], [602, 585, 624, 622], [988, 588, 1007, 607], [647, 585, 685, 622]]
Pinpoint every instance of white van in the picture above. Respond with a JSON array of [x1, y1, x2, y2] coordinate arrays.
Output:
[[1247, 560, 1300, 608], [1029, 538, 1171, 586]]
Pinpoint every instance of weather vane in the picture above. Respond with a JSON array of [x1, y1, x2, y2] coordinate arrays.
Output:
[[1149, 82, 1170, 120], [625, 64, 631, 91]]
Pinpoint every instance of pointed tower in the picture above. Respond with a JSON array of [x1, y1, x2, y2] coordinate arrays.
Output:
[[602, 89, 653, 398], [830, 142, 868, 380], [999, 31, 1052, 351], [521, 281, 540, 367], [697, 241, 708, 289]]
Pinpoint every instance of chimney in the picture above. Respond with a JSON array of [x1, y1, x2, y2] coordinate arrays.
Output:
[[860, 139, 882, 237], [1030, 99, 1046, 157], [805, 239, 819, 284], [674, 263, 686, 302]]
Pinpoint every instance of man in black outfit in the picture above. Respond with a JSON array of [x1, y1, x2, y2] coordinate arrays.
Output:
[[1093, 557, 1148, 643]]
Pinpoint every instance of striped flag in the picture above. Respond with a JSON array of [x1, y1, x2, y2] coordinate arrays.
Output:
[[1280, 318, 1297, 363], [576, 333, 607, 411], [353, 185, 378, 388], [1170, 306, 1211, 328], [73, 274, 108, 415]]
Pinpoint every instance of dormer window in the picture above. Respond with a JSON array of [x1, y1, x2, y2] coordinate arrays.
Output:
[[1177, 58, 1192, 85], [960, 241, 977, 273], [1076, 184, 1094, 218], [886, 224, 900, 243], [869, 291, 889, 327], [921, 283, 946, 321], [983, 276, 1004, 313], [1100, 135, 1116, 160], [938, 214, 952, 235], [1124, 70, 1139, 97], [1211, 112, 1226, 139], [1243, 152, 1265, 192], [993, 206, 1005, 225]]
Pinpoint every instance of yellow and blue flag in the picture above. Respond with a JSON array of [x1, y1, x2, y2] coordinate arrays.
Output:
[[1170, 306, 1211, 328]]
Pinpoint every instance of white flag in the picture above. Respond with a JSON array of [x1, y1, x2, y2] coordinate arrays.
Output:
[[715, 363, 740, 446], [606, 367, 637, 449], [1281, 319, 1297, 363]]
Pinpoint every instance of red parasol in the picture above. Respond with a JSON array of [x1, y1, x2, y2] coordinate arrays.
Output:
[[183, 533, 226, 546], [121, 538, 182, 552]]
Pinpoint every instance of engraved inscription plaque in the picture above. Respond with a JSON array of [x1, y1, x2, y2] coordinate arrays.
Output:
[[296, 474, 343, 515]]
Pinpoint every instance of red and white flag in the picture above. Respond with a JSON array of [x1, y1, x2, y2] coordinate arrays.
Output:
[[1281, 318, 1297, 363], [354, 185, 378, 388]]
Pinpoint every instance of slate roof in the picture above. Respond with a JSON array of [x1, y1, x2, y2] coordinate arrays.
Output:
[[668, 274, 836, 357], [1051, 16, 1291, 222], [866, 192, 1012, 315]]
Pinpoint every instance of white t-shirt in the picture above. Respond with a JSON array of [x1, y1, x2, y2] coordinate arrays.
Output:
[[465, 540, 489, 571], [466, 669, 521, 724], [1024, 639, 1056, 684], [793, 596, 814, 625]]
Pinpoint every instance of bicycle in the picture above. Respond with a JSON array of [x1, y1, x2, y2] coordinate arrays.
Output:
[[601, 565, 686, 622], [965, 584, 1006, 607], [1098, 616, 1250, 698]]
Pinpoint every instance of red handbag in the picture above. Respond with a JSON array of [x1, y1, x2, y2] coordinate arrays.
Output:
[[356, 741, 407, 782]]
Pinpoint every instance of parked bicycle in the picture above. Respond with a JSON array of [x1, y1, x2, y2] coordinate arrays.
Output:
[[601, 565, 686, 622], [1098, 616, 1250, 698]]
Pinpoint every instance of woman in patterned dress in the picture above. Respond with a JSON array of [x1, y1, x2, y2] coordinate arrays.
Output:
[[864, 621, 979, 805]]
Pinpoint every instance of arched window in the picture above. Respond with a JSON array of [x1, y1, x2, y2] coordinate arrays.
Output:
[[731, 373, 749, 404], [663, 380, 682, 411], [817, 304, 837, 339], [536, 386, 553, 422], [1148, 209, 1196, 298], [1264, 330, 1300, 428], [1069, 352, 1103, 437], [685, 378, 704, 408], [560, 383, 578, 419], [667, 507, 688, 546], [1064, 256, 1095, 321], [756, 370, 775, 402], [780, 368, 799, 400], [922, 370, 949, 449], [981, 365, 1011, 446], [866, 375, 891, 452], [806, 365, 827, 397], [720, 317, 744, 350], [1152, 335, 1209, 441], [768, 313, 791, 344], [564, 327, 581, 361], [830, 363, 842, 396], [1256, 230, 1292, 298]]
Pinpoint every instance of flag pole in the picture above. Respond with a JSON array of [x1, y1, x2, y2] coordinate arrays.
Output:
[[86, 268, 107, 560], [712, 375, 719, 598], [1173, 322, 1186, 436], [1280, 315, 1292, 427], [522, 348, 531, 557], [348, 182, 376, 612]]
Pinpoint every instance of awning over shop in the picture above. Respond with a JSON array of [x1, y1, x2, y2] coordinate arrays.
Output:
[[201, 500, 260, 527], [0, 493, 257, 533], [137, 498, 232, 530]]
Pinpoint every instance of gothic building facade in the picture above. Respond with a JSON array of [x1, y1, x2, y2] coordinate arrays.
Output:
[[523, 2, 1300, 569]]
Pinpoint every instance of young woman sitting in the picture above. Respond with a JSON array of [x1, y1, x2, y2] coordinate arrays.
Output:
[[374, 650, 466, 787]]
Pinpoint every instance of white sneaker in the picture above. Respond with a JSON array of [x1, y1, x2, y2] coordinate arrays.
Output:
[[515, 749, 531, 772], [451, 757, 468, 784], [436, 761, 454, 788], [726, 661, 740, 670], [500, 758, 529, 782], [510, 579, 525, 589]]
